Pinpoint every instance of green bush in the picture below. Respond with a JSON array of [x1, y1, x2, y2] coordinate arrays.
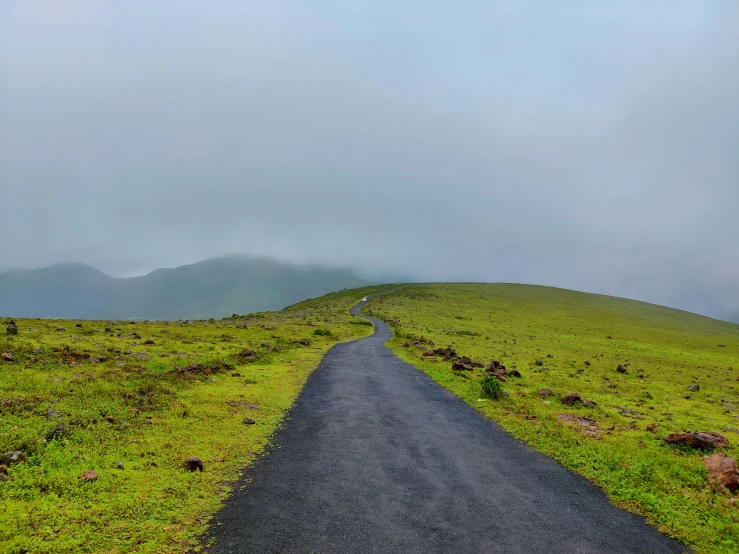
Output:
[[313, 328, 332, 336], [481, 375, 503, 399]]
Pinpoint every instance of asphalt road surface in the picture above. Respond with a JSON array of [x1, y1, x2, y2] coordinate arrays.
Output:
[[207, 293, 686, 553]]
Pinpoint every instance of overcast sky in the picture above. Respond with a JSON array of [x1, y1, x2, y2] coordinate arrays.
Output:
[[1, 1, 738, 320]]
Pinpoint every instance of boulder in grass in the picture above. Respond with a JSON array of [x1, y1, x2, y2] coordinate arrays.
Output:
[[705, 453, 739, 492], [664, 432, 729, 450], [184, 456, 204, 472], [5, 321, 17, 335]]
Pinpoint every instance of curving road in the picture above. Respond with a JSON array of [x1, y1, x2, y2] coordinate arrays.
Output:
[[206, 293, 686, 553]]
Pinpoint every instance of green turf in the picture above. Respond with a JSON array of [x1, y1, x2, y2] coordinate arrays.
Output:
[[0, 285, 388, 553], [365, 283, 739, 553]]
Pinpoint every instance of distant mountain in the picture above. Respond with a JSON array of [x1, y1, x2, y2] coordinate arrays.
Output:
[[0, 256, 372, 320]]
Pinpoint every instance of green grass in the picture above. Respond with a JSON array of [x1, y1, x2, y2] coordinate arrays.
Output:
[[365, 283, 739, 553], [0, 285, 388, 554]]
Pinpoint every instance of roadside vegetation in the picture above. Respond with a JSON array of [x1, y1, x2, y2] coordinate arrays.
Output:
[[365, 283, 739, 553], [0, 285, 387, 554]]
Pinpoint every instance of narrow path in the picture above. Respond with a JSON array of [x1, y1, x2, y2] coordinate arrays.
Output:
[[207, 294, 686, 553]]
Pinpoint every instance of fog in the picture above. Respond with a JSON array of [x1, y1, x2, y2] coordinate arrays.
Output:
[[1, 1, 738, 320]]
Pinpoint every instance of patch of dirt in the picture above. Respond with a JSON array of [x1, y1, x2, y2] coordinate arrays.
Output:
[[556, 414, 601, 438]]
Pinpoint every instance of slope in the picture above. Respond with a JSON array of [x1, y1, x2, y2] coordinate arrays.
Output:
[[365, 283, 739, 552]]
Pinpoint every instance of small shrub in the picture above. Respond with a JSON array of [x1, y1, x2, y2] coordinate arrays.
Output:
[[481, 375, 503, 399], [313, 328, 332, 337]]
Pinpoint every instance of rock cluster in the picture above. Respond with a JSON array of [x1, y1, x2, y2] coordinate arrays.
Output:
[[5, 321, 17, 335]]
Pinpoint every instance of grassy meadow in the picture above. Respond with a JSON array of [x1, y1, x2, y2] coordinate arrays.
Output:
[[365, 283, 739, 553], [0, 285, 386, 554]]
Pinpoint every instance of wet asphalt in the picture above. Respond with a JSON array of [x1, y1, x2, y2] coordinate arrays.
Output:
[[206, 294, 687, 553]]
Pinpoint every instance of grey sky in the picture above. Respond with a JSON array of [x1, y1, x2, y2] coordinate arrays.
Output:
[[1, 1, 738, 320]]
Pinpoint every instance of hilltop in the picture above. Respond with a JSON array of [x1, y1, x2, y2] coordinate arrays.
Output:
[[0, 256, 371, 320]]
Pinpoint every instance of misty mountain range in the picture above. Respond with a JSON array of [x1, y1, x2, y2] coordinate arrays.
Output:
[[0, 256, 372, 320]]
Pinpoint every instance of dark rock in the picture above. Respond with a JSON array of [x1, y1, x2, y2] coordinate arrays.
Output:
[[105, 327, 112, 332], [0, 451, 25, 466], [5, 321, 17, 335], [46, 424, 67, 441], [581, 399, 597, 408], [104, 415, 116, 423], [451, 362, 474, 371], [535, 359, 543, 366], [184, 456, 204, 471], [584, 360, 591, 366], [561, 393, 582, 405], [231, 372, 242, 377], [664, 431, 730, 450], [76, 323, 82, 328], [646, 423, 658, 433], [401, 342, 410, 348], [0, 464, 7, 475], [46, 407, 60, 419], [459, 356, 472, 364], [688, 384, 700, 392], [239, 349, 256, 359], [114, 462, 125, 470], [616, 365, 627, 374], [508, 369, 522, 378], [144, 339, 155, 345], [79, 470, 98, 481], [422, 349, 435, 357], [705, 453, 739, 492], [243, 417, 256, 425], [1, 353, 14, 362], [539, 388, 555, 398]]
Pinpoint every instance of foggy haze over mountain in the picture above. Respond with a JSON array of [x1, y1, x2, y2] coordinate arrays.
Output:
[[1, 2, 738, 322]]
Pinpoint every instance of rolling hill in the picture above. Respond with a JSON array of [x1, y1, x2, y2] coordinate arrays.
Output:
[[0, 256, 371, 320]]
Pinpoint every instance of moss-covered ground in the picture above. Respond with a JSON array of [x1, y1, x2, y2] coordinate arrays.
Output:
[[0, 285, 386, 553]]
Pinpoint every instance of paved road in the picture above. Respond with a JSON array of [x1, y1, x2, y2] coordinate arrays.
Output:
[[207, 294, 686, 553]]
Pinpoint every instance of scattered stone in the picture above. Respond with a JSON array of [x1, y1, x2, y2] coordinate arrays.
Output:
[[239, 349, 256, 361], [0, 451, 25, 466], [144, 339, 155, 345], [46, 407, 60, 419], [535, 359, 543, 366], [76, 323, 82, 328], [231, 372, 242, 377], [664, 432, 730, 450], [433, 347, 458, 360], [637, 441, 647, 447], [1, 353, 14, 362], [451, 361, 474, 371], [562, 393, 582, 405], [184, 456, 203, 472], [584, 360, 591, 366], [79, 470, 98, 481], [114, 462, 125, 470], [539, 388, 555, 398], [104, 415, 116, 423], [705, 453, 739, 493], [616, 365, 627, 374], [423, 349, 435, 357], [401, 342, 410, 348], [508, 369, 522, 378], [0, 464, 7, 475], [105, 327, 112, 332], [582, 399, 597, 408], [243, 417, 256, 425], [646, 423, 658, 433], [688, 384, 700, 392], [5, 321, 17, 335], [46, 424, 67, 441]]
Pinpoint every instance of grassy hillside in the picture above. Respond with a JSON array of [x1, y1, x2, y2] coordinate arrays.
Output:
[[0, 256, 371, 321], [0, 285, 387, 553], [365, 283, 739, 553]]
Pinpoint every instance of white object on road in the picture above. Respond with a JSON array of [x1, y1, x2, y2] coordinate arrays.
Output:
[[362, 297, 368, 302]]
